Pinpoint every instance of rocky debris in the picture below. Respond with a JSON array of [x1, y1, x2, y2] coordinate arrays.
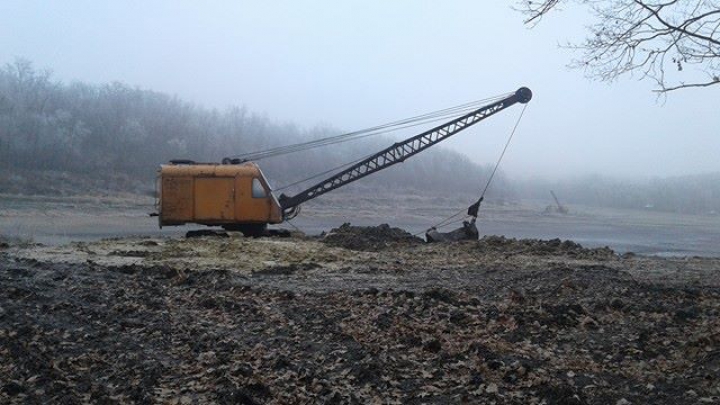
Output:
[[0, 235, 35, 249], [1, 234, 720, 404], [477, 235, 616, 259], [321, 223, 424, 251]]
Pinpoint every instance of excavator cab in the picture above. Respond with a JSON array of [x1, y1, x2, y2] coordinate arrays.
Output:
[[157, 161, 283, 235]]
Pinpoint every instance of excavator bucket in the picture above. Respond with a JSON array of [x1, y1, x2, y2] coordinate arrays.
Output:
[[425, 219, 479, 243]]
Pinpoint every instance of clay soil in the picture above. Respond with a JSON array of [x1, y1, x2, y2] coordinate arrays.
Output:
[[1, 225, 719, 404]]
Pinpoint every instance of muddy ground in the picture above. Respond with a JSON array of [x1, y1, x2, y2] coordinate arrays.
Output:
[[1, 224, 719, 404]]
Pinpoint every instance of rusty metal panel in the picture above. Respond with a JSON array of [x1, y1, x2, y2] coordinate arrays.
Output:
[[161, 176, 194, 223], [194, 177, 235, 221]]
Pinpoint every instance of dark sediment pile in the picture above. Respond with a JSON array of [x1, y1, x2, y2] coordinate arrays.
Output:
[[321, 223, 615, 260], [477, 235, 616, 259], [321, 223, 424, 251]]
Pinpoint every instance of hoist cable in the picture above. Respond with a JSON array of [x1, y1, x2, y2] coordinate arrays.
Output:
[[479, 103, 528, 199], [225, 93, 512, 162], [418, 103, 529, 234], [230, 102, 503, 161], [240, 110, 475, 161], [239, 93, 510, 157]]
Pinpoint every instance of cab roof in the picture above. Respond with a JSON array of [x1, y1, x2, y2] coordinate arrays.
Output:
[[159, 161, 263, 177]]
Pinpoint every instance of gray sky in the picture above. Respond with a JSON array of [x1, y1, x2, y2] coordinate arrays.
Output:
[[2, 1, 718, 179]]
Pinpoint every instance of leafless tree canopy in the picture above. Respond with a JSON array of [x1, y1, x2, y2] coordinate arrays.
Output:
[[518, 0, 720, 92]]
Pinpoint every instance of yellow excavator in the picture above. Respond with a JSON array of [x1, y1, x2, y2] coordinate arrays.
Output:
[[156, 87, 532, 236]]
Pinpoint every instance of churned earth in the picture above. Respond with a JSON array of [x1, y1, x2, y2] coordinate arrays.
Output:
[[1, 224, 719, 404]]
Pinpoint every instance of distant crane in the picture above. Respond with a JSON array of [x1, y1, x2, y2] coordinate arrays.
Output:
[[544, 190, 569, 214]]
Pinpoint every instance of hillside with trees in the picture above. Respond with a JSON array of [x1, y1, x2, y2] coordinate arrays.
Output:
[[0, 59, 508, 199], [1, 59, 717, 215]]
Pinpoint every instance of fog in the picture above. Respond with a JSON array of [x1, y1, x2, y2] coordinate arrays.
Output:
[[1, 1, 718, 180]]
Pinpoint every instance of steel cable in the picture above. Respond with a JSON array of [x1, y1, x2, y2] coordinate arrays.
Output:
[[224, 93, 512, 161], [418, 103, 529, 235]]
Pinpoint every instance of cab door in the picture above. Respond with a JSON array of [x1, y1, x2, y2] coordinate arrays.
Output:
[[235, 176, 273, 222], [194, 177, 235, 221]]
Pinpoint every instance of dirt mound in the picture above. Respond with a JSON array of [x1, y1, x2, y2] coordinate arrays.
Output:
[[477, 235, 615, 259], [321, 224, 615, 257], [321, 223, 423, 251]]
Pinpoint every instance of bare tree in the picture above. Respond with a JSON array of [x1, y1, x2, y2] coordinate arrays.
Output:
[[518, 0, 720, 92]]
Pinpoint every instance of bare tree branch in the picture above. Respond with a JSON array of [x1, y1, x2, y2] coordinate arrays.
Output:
[[655, 76, 720, 91], [516, 0, 720, 92]]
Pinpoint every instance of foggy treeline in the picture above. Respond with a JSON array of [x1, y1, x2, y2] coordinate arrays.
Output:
[[1, 59, 717, 214], [0, 59, 505, 197]]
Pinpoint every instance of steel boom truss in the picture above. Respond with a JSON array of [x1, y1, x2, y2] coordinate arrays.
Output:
[[279, 87, 532, 217]]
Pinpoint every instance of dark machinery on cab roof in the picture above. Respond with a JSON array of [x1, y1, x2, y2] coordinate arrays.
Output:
[[155, 87, 532, 236]]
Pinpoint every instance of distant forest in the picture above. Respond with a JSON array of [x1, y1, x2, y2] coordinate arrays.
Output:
[[0, 59, 717, 214], [0, 59, 508, 198]]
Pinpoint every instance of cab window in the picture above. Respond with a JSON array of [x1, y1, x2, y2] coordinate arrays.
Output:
[[251, 178, 267, 198]]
